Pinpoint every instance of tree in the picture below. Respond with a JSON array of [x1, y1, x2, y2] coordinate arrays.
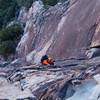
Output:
[[0, 0, 19, 28], [16, 0, 33, 9], [42, 0, 58, 6], [0, 24, 23, 59]]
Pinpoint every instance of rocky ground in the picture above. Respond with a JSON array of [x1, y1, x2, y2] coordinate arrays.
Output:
[[0, 57, 100, 100], [0, 0, 100, 99]]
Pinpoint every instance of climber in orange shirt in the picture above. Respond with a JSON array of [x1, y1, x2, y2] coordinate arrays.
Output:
[[41, 55, 55, 65]]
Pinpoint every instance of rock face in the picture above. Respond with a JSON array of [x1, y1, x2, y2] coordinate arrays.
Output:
[[0, 57, 100, 100], [91, 17, 100, 48], [1, 1, 100, 99], [48, 0, 100, 59], [18, 7, 28, 25], [0, 0, 100, 99], [16, 0, 100, 64], [16, 1, 45, 58]]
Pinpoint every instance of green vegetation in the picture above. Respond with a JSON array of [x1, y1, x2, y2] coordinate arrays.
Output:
[[0, 0, 59, 59], [42, 0, 58, 6], [0, 24, 23, 42], [0, 40, 15, 59], [0, 0, 25, 59], [0, 0, 19, 29], [0, 0, 33, 29], [0, 24, 23, 59], [0, 0, 59, 29], [16, 0, 33, 9]]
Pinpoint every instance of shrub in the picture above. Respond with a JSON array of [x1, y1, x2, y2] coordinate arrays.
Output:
[[0, 24, 23, 42], [16, 0, 33, 9], [0, 24, 23, 59], [42, 0, 58, 6], [0, 40, 15, 59], [0, 0, 19, 28]]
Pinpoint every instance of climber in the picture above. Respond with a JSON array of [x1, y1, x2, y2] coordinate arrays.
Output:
[[41, 55, 55, 65]]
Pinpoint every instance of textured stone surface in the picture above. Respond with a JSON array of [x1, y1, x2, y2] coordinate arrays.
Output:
[[91, 17, 100, 47], [0, 57, 100, 100], [17, 0, 100, 62]]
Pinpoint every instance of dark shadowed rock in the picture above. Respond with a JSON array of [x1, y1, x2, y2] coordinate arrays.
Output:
[[32, 78, 75, 100], [58, 80, 75, 99], [86, 47, 100, 59], [16, 97, 36, 100], [91, 17, 100, 48]]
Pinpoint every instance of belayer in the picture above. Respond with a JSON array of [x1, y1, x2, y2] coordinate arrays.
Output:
[[41, 55, 55, 65]]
